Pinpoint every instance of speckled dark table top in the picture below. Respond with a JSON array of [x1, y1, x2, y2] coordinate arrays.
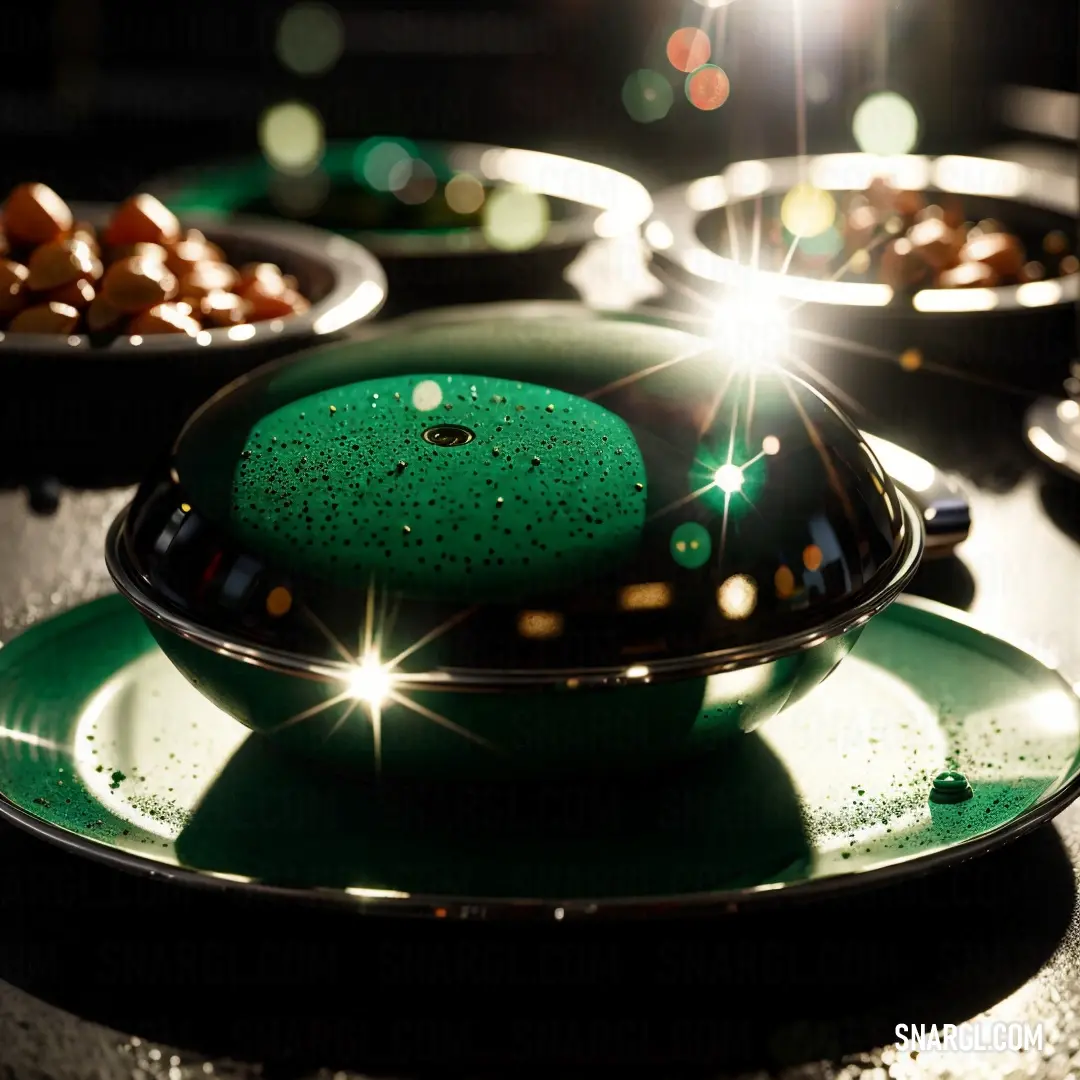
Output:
[[2, 329, 1080, 1079]]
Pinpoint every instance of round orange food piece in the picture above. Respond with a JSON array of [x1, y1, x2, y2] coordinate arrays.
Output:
[[3, 183, 73, 247]]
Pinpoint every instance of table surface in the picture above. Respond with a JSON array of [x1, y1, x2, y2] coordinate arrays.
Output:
[[3, 281, 1080, 1079]]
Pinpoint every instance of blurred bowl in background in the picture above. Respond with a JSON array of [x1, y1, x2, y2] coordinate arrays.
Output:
[[647, 153, 1078, 397], [145, 139, 653, 316], [0, 207, 384, 484]]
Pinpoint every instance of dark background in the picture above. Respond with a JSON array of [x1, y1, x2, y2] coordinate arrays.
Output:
[[1, 3, 1080, 1078], [0, 0, 1073, 203]]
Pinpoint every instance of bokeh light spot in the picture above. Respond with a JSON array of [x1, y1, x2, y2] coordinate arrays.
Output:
[[899, 348, 923, 372], [670, 522, 712, 569], [1044, 231, 1069, 256], [392, 158, 437, 206], [482, 187, 550, 251], [762, 435, 781, 456], [258, 102, 325, 175], [853, 92, 919, 156], [666, 27, 712, 74], [276, 2, 345, 76], [622, 69, 674, 124], [686, 65, 731, 111], [355, 139, 414, 192], [445, 173, 486, 215], [774, 565, 796, 599], [802, 544, 823, 572], [265, 586, 293, 617], [411, 380, 443, 411], [799, 226, 844, 257], [780, 182, 836, 239], [717, 574, 757, 620]]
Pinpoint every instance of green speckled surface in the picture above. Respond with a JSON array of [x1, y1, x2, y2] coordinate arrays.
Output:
[[230, 373, 646, 596], [1, 593, 1077, 905]]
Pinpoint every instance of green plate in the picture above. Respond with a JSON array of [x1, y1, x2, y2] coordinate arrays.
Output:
[[1, 593, 1078, 917]]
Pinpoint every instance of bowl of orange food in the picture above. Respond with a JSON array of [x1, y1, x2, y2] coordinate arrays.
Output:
[[0, 182, 385, 480]]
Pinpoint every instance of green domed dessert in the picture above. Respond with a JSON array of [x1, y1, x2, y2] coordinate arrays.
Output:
[[107, 315, 923, 778], [228, 372, 647, 598]]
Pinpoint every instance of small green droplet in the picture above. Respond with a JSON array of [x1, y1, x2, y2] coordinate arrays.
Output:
[[930, 769, 973, 804]]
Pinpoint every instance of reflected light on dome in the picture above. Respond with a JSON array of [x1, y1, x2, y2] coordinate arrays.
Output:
[[703, 662, 770, 704], [862, 433, 936, 493], [517, 610, 565, 639], [717, 574, 757, 620], [348, 653, 393, 705], [710, 288, 791, 368], [713, 463, 744, 494], [618, 582, 673, 611]]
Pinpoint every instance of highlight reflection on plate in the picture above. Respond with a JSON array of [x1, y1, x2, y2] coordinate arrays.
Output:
[[1, 593, 1078, 916]]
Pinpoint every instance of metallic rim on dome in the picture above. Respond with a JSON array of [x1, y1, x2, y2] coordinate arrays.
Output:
[[104, 489, 925, 692]]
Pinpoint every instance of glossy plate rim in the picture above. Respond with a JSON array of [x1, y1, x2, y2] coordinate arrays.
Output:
[[1, 592, 1078, 919]]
